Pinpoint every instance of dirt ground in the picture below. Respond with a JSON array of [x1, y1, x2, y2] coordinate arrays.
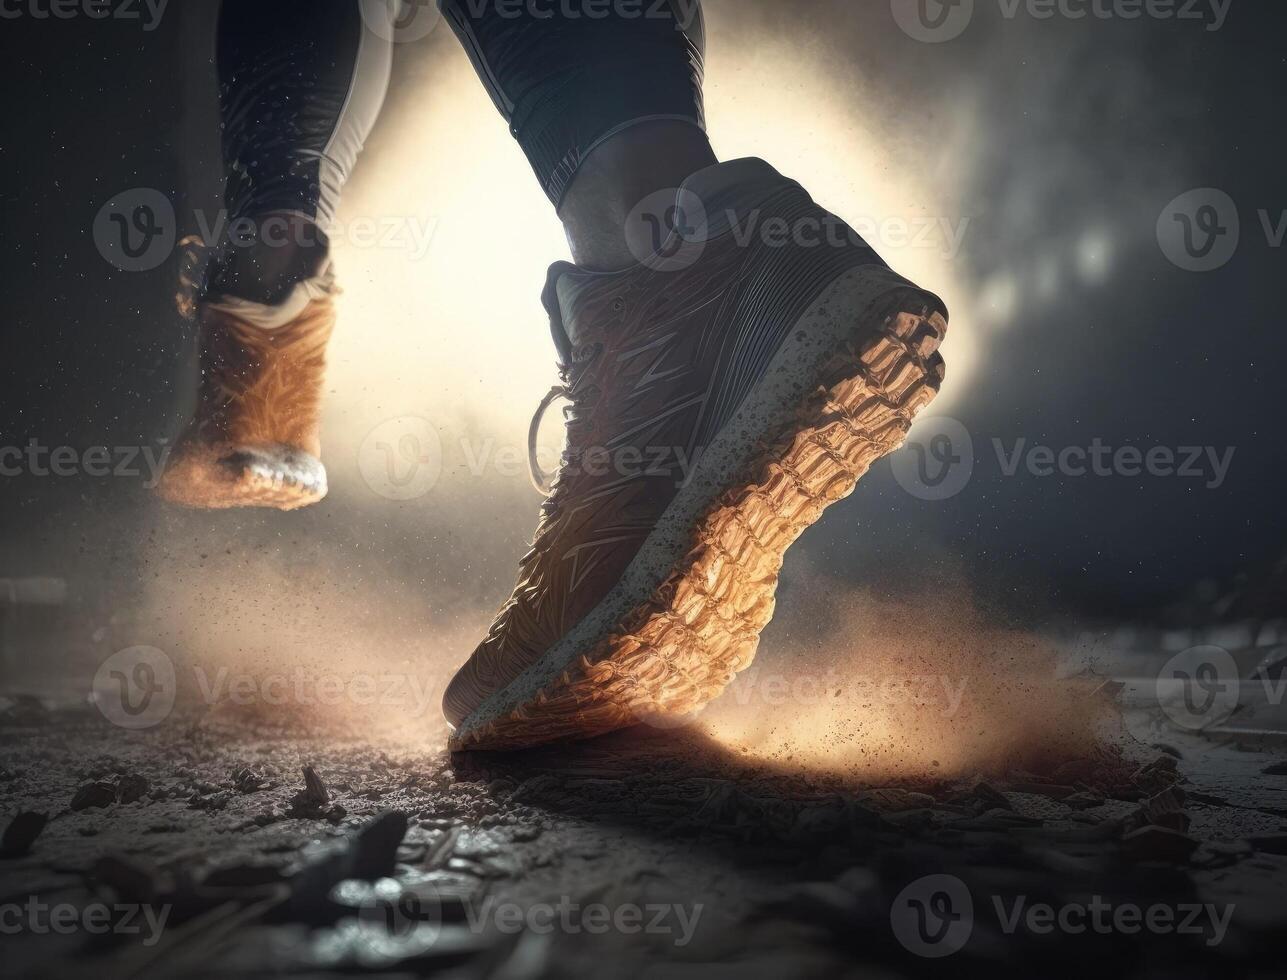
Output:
[[2, 687, 1286, 980]]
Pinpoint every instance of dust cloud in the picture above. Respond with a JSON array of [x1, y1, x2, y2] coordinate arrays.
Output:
[[111, 2, 1124, 773], [133, 540, 479, 744], [696, 574, 1116, 782]]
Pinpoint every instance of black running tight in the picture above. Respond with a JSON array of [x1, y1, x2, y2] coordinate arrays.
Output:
[[215, 0, 707, 239]]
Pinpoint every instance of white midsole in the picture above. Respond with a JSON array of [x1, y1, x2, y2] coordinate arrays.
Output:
[[456, 263, 924, 739]]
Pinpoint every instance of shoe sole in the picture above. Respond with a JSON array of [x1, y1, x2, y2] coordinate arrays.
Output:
[[450, 264, 947, 751], [156, 444, 328, 512]]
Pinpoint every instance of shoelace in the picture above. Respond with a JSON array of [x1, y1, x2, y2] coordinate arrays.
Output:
[[527, 385, 570, 496], [526, 341, 604, 496]]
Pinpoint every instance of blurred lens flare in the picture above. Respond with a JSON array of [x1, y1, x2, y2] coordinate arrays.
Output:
[[325, 37, 978, 477]]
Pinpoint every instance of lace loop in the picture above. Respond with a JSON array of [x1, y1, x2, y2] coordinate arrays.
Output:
[[527, 385, 570, 496]]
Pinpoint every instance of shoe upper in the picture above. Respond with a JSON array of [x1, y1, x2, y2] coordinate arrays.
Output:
[[442, 159, 887, 729], [183, 298, 335, 455]]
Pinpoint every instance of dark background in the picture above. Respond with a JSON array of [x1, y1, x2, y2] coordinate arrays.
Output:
[[1, 0, 1284, 643]]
